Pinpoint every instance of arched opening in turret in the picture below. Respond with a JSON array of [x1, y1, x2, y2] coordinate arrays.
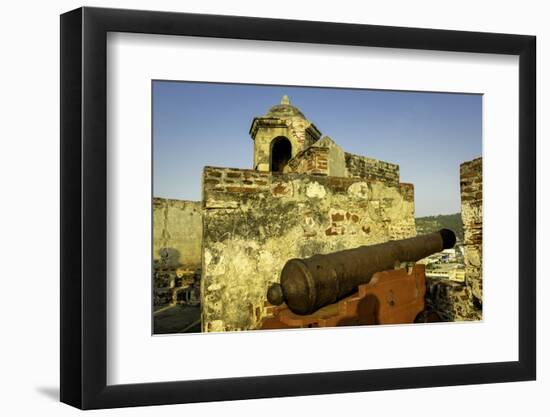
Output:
[[270, 136, 292, 172]]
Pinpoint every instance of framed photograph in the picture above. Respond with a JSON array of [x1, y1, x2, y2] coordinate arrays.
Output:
[[60, 6, 536, 409]]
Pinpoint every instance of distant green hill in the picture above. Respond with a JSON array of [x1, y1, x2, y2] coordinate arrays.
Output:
[[415, 213, 463, 242]]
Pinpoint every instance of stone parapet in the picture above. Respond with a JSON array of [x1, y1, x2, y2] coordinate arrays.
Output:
[[344, 152, 400, 186]]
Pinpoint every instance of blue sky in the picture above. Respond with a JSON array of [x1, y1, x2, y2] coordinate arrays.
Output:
[[153, 81, 481, 217]]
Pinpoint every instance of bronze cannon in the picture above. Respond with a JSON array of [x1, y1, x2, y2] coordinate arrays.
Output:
[[267, 229, 456, 316]]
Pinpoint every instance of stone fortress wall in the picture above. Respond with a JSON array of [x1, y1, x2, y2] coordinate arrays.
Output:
[[200, 166, 416, 332], [153, 198, 202, 307], [460, 157, 483, 307], [424, 157, 482, 321], [345, 152, 400, 186]]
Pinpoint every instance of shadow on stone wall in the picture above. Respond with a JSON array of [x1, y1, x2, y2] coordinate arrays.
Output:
[[156, 247, 182, 270]]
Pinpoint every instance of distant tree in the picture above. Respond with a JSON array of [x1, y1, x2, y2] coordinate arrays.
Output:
[[415, 213, 464, 241]]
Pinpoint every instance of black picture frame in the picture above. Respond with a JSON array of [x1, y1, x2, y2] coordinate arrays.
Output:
[[60, 6, 536, 410]]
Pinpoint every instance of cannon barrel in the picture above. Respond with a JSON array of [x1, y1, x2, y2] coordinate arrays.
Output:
[[267, 229, 456, 315]]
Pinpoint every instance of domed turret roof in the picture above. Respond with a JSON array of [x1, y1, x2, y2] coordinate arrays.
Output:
[[265, 95, 306, 119]]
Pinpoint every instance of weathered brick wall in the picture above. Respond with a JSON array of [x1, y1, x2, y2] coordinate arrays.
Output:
[[461, 157, 483, 307], [153, 198, 202, 307], [286, 136, 350, 178], [201, 166, 416, 332], [285, 146, 329, 176], [424, 157, 482, 321], [344, 152, 400, 186]]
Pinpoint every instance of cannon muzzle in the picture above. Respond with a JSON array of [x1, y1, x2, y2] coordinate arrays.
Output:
[[267, 229, 456, 315]]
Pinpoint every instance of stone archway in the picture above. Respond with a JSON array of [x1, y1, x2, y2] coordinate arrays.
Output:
[[270, 136, 292, 172]]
